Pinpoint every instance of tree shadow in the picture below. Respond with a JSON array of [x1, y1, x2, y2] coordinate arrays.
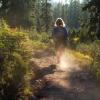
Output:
[[30, 58, 100, 100], [64, 69, 100, 100], [30, 60, 57, 82], [35, 68, 100, 100], [36, 84, 78, 100], [36, 64, 56, 80]]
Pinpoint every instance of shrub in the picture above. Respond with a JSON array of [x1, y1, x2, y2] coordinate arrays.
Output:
[[30, 32, 50, 50], [68, 29, 80, 49], [76, 43, 94, 56], [0, 20, 33, 99], [76, 40, 100, 83], [91, 41, 100, 82], [32, 40, 48, 50]]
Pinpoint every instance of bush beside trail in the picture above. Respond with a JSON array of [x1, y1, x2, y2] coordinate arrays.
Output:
[[76, 41, 100, 83], [0, 20, 34, 99]]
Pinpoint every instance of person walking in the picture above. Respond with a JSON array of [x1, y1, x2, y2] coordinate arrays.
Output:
[[52, 18, 68, 64]]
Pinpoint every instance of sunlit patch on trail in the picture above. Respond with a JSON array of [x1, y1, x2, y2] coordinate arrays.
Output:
[[57, 49, 81, 72]]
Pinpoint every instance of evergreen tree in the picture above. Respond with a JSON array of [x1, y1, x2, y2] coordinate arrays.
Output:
[[0, 0, 36, 28], [35, 0, 52, 33], [67, 0, 81, 28], [83, 0, 100, 39], [35, 0, 41, 32]]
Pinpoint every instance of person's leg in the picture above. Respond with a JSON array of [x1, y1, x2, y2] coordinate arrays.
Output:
[[55, 47, 59, 64], [56, 45, 63, 64], [55, 41, 66, 64], [57, 48, 61, 63]]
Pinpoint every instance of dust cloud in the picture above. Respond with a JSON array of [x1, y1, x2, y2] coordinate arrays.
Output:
[[57, 49, 80, 72]]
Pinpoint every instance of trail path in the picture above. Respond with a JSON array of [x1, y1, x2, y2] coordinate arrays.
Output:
[[31, 49, 100, 100]]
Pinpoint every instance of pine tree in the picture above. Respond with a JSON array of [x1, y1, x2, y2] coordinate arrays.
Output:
[[83, 0, 100, 39], [0, 0, 36, 28], [35, 0, 52, 33], [67, 0, 81, 28]]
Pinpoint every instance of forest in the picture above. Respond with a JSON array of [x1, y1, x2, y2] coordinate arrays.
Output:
[[0, 0, 100, 100]]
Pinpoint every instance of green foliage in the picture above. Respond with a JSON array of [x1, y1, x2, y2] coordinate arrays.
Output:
[[68, 24, 97, 47], [76, 40, 100, 83], [83, 0, 100, 39], [35, 0, 52, 33], [79, 23, 97, 42], [0, 0, 35, 28], [31, 32, 50, 50], [0, 20, 33, 99], [91, 41, 100, 82], [67, 0, 81, 28], [68, 29, 80, 49]]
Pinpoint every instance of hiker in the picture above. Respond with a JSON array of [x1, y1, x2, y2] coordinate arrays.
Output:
[[52, 18, 68, 64]]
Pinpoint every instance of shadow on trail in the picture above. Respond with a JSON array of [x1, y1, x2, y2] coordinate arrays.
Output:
[[36, 84, 78, 100], [35, 68, 100, 100], [31, 49, 100, 100], [37, 65, 56, 79], [31, 64, 56, 82]]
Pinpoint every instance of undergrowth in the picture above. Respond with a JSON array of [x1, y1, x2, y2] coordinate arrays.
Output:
[[0, 20, 33, 99]]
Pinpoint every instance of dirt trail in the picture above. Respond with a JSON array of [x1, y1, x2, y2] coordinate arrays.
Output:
[[31, 50, 100, 100]]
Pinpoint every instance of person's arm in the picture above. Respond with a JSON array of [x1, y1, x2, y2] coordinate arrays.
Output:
[[52, 27, 57, 38], [64, 27, 68, 39], [51, 28, 54, 38]]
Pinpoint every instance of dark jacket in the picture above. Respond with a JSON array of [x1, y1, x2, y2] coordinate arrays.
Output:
[[52, 26, 68, 41]]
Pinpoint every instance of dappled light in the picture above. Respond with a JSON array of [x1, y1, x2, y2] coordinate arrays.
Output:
[[58, 50, 79, 71], [0, 0, 100, 100]]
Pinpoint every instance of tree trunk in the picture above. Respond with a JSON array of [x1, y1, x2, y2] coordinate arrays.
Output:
[[97, 13, 100, 39]]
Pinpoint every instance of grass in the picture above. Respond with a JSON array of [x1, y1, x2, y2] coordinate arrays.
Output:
[[65, 48, 92, 61]]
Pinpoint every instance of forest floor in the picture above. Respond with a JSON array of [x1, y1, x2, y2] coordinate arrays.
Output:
[[30, 49, 100, 100]]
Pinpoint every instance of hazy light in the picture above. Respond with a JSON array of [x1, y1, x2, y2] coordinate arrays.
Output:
[[56, 49, 80, 72], [52, 0, 83, 4], [53, 0, 66, 4]]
